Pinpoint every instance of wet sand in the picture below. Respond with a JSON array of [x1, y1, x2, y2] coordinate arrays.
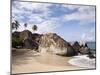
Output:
[[12, 49, 86, 74]]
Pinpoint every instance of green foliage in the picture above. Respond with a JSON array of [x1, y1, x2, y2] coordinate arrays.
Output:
[[32, 25, 37, 31], [24, 23, 27, 28], [12, 36, 23, 48], [12, 20, 20, 30]]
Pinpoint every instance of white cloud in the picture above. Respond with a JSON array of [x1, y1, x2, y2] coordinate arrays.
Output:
[[36, 18, 60, 33], [63, 6, 95, 25], [12, 1, 53, 25], [12, 1, 61, 33], [81, 27, 95, 41], [12, 1, 52, 20], [62, 4, 79, 10], [28, 14, 44, 24], [81, 33, 95, 41]]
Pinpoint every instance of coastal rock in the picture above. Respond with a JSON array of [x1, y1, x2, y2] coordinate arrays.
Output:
[[87, 49, 96, 59], [23, 38, 38, 49], [20, 30, 33, 41], [12, 30, 39, 50], [72, 41, 80, 54], [72, 41, 92, 55], [79, 47, 89, 54], [79, 42, 89, 54], [32, 33, 42, 44], [20, 30, 39, 50], [12, 31, 79, 56], [39, 33, 77, 56]]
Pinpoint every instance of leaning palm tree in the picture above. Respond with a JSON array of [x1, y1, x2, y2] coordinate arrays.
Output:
[[12, 20, 20, 30], [32, 25, 37, 32]]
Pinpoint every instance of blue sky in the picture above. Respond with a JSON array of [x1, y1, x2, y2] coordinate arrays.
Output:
[[12, 1, 96, 42]]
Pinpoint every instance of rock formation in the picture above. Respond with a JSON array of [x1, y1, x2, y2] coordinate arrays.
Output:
[[12, 30, 38, 50], [79, 43, 89, 54], [87, 48, 96, 59], [12, 31, 77, 56], [72, 41, 91, 55], [12, 30, 94, 57], [20, 30, 33, 41], [72, 41, 80, 54], [38, 33, 77, 56], [19, 30, 38, 49]]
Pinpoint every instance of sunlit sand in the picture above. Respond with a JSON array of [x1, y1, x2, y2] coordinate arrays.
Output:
[[12, 49, 86, 74]]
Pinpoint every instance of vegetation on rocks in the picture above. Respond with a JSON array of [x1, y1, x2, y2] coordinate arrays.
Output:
[[12, 36, 23, 48]]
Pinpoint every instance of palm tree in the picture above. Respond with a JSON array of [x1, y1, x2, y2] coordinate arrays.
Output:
[[12, 20, 20, 30], [32, 25, 37, 32], [24, 23, 27, 29], [12, 22, 16, 30]]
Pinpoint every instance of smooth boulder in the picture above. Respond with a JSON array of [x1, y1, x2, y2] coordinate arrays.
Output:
[[39, 33, 77, 56]]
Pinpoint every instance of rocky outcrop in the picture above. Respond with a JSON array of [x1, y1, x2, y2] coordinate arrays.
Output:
[[12, 30, 93, 57], [20, 30, 33, 41], [23, 38, 38, 49], [87, 49, 96, 59], [72, 41, 91, 55], [79, 43, 89, 54], [32, 33, 42, 44], [20, 30, 39, 50], [79, 47, 89, 54], [39, 33, 77, 56], [12, 30, 39, 50], [72, 41, 80, 54]]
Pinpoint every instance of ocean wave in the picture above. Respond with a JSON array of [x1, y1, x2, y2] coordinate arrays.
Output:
[[68, 55, 95, 68]]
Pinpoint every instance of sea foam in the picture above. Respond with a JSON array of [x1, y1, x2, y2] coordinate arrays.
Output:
[[68, 55, 95, 68]]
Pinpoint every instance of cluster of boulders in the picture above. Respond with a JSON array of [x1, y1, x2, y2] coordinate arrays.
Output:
[[72, 41, 89, 54], [12, 30, 95, 57]]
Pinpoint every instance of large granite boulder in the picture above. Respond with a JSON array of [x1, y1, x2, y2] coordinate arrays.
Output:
[[39, 33, 77, 56]]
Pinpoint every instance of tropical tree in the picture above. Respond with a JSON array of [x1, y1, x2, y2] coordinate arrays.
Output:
[[24, 23, 27, 29], [32, 25, 37, 32], [12, 20, 20, 30], [12, 22, 16, 30]]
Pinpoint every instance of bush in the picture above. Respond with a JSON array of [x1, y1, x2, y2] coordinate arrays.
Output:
[[12, 36, 23, 48]]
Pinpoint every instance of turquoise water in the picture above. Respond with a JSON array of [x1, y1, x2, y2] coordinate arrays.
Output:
[[87, 42, 96, 49]]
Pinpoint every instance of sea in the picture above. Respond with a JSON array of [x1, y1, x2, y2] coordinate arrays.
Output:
[[87, 42, 96, 49], [87, 42, 96, 54]]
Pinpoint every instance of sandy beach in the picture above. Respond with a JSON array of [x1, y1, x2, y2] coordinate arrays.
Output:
[[12, 49, 86, 74]]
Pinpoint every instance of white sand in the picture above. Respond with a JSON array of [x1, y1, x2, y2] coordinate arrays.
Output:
[[12, 49, 87, 74]]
